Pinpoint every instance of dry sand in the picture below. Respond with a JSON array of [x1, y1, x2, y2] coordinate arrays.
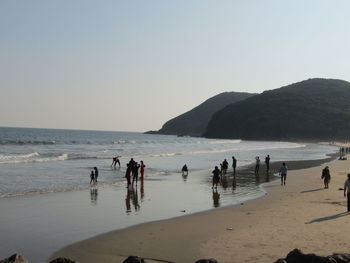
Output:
[[50, 156, 350, 263]]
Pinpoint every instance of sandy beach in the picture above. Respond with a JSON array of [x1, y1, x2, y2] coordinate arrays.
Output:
[[49, 152, 350, 263]]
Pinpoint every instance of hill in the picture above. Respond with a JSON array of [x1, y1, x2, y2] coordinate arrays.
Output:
[[204, 78, 350, 140], [155, 92, 256, 136]]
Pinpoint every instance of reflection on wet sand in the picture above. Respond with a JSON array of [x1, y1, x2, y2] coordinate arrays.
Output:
[[126, 180, 144, 213], [212, 189, 220, 207], [90, 188, 98, 205]]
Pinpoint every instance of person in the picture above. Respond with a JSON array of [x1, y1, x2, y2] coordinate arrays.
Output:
[[232, 156, 237, 174], [255, 156, 260, 174], [140, 160, 146, 180], [321, 166, 331, 189], [212, 166, 221, 189], [93, 167, 99, 183], [265, 155, 270, 172], [279, 162, 288, 185], [111, 156, 121, 167], [182, 164, 188, 176], [132, 162, 140, 184], [125, 163, 132, 187], [344, 174, 350, 212], [90, 170, 95, 185], [222, 159, 228, 175]]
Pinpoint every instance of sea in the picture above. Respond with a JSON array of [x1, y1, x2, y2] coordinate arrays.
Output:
[[0, 127, 338, 199], [0, 127, 339, 262]]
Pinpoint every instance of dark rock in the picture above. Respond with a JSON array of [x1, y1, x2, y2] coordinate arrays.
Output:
[[49, 258, 79, 263], [275, 248, 350, 263], [195, 259, 219, 263], [123, 256, 145, 263], [329, 253, 350, 263], [0, 254, 28, 263]]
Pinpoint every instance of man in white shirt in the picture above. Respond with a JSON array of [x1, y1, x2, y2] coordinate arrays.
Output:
[[343, 174, 350, 212]]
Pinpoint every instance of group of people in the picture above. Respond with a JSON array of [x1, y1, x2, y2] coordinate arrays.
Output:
[[89, 167, 99, 185], [254, 155, 270, 174], [125, 158, 146, 187]]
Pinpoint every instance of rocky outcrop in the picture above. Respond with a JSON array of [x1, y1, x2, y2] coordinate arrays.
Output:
[[275, 248, 350, 263], [0, 254, 28, 263]]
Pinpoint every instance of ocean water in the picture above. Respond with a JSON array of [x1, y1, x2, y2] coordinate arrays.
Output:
[[0, 127, 338, 198]]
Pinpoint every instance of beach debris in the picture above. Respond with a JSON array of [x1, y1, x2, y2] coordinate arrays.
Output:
[[195, 259, 219, 263], [274, 248, 350, 263], [180, 210, 186, 213], [226, 227, 233, 230], [0, 254, 28, 263], [123, 256, 145, 263], [49, 258, 78, 263]]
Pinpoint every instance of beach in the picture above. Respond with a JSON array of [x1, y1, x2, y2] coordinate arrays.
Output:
[[49, 153, 350, 263]]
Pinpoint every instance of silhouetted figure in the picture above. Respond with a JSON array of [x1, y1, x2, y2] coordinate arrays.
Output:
[[93, 167, 99, 183], [222, 159, 228, 175], [132, 162, 140, 184], [321, 166, 331, 189], [232, 156, 237, 174], [140, 179, 145, 201], [111, 156, 121, 167], [344, 174, 350, 212], [182, 164, 188, 176], [90, 170, 95, 185], [212, 166, 221, 189], [125, 186, 133, 213], [265, 155, 270, 172], [125, 164, 132, 187], [140, 160, 146, 180], [255, 156, 260, 174], [279, 162, 288, 185]]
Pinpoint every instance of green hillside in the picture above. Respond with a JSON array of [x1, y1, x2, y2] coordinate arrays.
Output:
[[204, 78, 350, 140], [156, 92, 255, 136]]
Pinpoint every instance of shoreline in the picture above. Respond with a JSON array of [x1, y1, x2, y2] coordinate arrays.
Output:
[[48, 153, 343, 263]]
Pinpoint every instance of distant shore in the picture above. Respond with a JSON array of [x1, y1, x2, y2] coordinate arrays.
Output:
[[48, 152, 347, 263]]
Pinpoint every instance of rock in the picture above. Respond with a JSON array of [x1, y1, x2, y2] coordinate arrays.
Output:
[[329, 253, 350, 263], [123, 256, 145, 263], [275, 249, 350, 263], [49, 258, 79, 263], [0, 254, 28, 263], [195, 259, 219, 263]]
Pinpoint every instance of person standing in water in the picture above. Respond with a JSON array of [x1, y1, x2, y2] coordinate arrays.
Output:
[[93, 167, 99, 183], [255, 156, 260, 174], [111, 156, 121, 167], [265, 155, 270, 172], [140, 160, 146, 180], [232, 156, 237, 174], [90, 170, 95, 185], [132, 162, 140, 185], [212, 166, 221, 189], [182, 164, 188, 176], [279, 162, 288, 185]]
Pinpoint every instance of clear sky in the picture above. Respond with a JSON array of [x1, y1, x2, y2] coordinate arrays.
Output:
[[1, 1, 349, 132]]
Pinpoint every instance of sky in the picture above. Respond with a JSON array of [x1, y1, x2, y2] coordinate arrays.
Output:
[[1, 0, 350, 132]]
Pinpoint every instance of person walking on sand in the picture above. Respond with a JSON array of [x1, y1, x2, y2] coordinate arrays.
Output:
[[344, 174, 350, 212], [265, 154, 270, 172], [212, 166, 221, 189], [90, 170, 95, 185], [255, 156, 260, 174], [279, 162, 288, 185], [232, 156, 237, 174], [93, 167, 99, 183], [321, 166, 331, 189]]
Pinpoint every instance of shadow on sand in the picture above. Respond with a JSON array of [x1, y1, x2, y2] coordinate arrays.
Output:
[[305, 211, 349, 224], [300, 188, 324, 193]]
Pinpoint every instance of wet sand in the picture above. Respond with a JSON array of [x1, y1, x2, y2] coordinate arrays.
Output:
[[48, 153, 350, 263]]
